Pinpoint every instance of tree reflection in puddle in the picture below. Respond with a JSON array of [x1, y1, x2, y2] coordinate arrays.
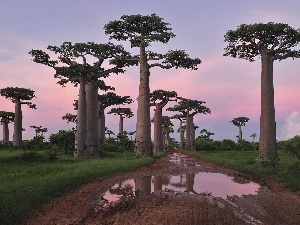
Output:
[[100, 171, 260, 205]]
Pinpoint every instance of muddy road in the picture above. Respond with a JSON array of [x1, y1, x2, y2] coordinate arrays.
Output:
[[25, 152, 300, 225]]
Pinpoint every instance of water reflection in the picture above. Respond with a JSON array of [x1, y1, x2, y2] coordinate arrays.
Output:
[[101, 171, 260, 204]]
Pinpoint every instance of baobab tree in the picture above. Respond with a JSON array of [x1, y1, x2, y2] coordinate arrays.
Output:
[[0, 111, 14, 143], [30, 125, 48, 137], [105, 14, 201, 157], [172, 114, 186, 149], [150, 90, 177, 153], [162, 116, 174, 149], [128, 131, 136, 141], [230, 117, 250, 142], [250, 133, 257, 143], [30, 42, 132, 157], [224, 22, 300, 161], [0, 87, 36, 148], [167, 97, 210, 150], [199, 129, 215, 141], [107, 107, 134, 134], [98, 92, 133, 144]]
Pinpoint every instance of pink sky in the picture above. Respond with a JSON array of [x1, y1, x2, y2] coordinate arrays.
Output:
[[1, 1, 300, 141]]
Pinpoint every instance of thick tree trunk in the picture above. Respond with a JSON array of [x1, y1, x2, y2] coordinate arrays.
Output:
[[3, 122, 9, 143], [179, 120, 184, 149], [162, 126, 166, 150], [134, 43, 152, 157], [258, 54, 277, 161], [190, 116, 195, 150], [13, 98, 22, 148], [85, 82, 100, 157], [238, 126, 242, 142], [185, 112, 191, 150], [119, 115, 124, 134], [74, 77, 87, 158], [99, 110, 105, 144], [153, 105, 163, 153]]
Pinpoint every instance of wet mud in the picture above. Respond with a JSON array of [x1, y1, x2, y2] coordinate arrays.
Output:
[[25, 151, 300, 225]]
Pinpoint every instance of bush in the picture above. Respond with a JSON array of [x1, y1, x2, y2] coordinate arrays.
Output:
[[195, 138, 215, 151], [235, 140, 253, 151], [49, 129, 75, 154], [220, 139, 236, 151], [21, 136, 48, 151]]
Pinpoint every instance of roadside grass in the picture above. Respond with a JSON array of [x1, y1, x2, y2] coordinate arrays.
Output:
[[0, 150, 155, 225], [187, 150, 300, 192]]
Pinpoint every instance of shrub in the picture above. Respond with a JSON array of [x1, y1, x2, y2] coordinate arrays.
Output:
[[220, 139, 236, 151], [49, 129, 75, 154]]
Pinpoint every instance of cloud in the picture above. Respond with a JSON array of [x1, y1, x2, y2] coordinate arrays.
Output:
[[278, 111, 300, 140]]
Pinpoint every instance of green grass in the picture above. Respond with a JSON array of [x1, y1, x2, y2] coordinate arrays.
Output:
[[187, 150, 300, 193], [0, 150, 155, 225]]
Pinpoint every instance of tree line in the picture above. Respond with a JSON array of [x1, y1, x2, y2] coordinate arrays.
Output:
[[1, 14, 300, 163]]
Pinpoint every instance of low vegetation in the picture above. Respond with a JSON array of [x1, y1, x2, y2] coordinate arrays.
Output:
[[188, 137, 300, 193], [0, 149, 154, 225]]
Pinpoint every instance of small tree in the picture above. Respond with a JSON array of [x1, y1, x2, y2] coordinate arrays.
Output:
[[199, 129, 215, 141], [250, 133, 257, 143], [30, 126, 48, 137], [224, 22, 300, 161], [98, 92, 133, 144], [150, 90, 177, 153], [105, 14, 201, 157], [0, 111, 15, 143], [107, 107, 134, 134], [171, 114, 186, 149], [168, 97, 210, 150], [230, 117, 250, 142], [0, 87, 36, 148]]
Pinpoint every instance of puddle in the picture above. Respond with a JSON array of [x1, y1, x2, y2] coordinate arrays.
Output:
[[96, 152, 262, 224], [101, 172, 260, 203]]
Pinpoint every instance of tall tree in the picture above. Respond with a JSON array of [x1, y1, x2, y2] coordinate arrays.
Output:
[[30, 42, 131, 157], [107, 107, 134, 134], [230, 117, 250, 142], [105, 14, 201, 157], [0, 87, 36, 147], [98, 92, 133, 144], [150, 90, 177, 153], [0, 111, 14, 143], [167, 97, 210, 150], [224, 22, 300, 161]]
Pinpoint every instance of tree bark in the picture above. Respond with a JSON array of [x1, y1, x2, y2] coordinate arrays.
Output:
[[179, 120, 184, 149], [153, 105, 163, 153], [190, 116, 195, 150], [185, 112, 191, 150], [13, 98, 22, 148], [74, 77, 87, 157], [99, 110, 105, 144], [258, 53, 277, 161], [2, 122, 9, 143], [134, 43, 152, 157], [238, 126, 242, 142], [85, 82, 100, 157], [119, 115, 124, 134]]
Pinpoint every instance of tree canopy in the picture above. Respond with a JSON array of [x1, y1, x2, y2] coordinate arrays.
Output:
[[224, 22, 300, 62]]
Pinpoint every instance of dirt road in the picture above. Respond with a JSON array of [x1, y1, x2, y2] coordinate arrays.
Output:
[[25, 152, 300, 225]]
